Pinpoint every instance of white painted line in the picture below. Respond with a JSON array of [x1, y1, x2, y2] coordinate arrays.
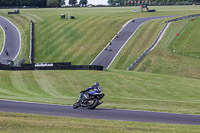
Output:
[[0, 25, 6, 55], [0, 16, 21, 61]]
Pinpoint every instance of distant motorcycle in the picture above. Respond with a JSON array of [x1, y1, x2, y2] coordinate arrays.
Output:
[[73, 91, 105, 109]]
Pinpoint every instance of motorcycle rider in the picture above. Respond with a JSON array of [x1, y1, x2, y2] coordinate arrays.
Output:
[[79, 82, 101, 103]]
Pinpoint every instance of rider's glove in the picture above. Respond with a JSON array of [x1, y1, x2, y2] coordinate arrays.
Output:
[[80, 90, 86, 93]]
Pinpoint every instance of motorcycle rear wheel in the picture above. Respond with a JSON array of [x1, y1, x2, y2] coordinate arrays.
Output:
[[88, 98, 98, 109]]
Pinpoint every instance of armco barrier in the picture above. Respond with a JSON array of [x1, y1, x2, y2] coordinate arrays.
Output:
[[127, 22, 169, 71], [0, 64, 103, 71], [127, 14, 200, 71], [29, 20, 34, 64], [14, 58, 25, 66]]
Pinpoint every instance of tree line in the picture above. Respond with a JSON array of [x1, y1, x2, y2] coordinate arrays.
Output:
[[0, 0, 65, 7], [108, 0, 200, 6], [68, 0, 88, 6], [0, 0, 88, 7]]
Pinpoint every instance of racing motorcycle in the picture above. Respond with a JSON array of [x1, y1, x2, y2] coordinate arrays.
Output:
[[73, 91, 105, 109]]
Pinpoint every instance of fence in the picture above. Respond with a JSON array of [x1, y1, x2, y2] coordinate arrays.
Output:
[[14, 58, 25, 66], [127, 14, 200, 71], [0, 63, 103, 71], [29, 20, 34, 64]]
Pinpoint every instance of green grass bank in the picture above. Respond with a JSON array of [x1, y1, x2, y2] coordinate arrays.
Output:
[[1, 112, 200, 133], [1, 6, 200, 65], [0, 6, 200, 131], [0, 70, 200, 115], [133, 17, 200, 78]]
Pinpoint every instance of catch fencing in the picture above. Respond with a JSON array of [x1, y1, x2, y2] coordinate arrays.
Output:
[[127, 14, 200, 71]]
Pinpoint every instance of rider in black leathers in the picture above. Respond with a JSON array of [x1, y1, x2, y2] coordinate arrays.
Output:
[[79, 82, 101, 103]]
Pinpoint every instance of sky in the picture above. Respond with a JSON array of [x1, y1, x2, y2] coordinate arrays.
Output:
[[65, 0, 108, 5]]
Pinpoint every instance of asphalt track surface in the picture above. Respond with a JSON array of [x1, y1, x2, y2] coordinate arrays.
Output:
[[0, 99, 200, 125], [90, 16, 174, 69], [0, 16, 20, 63]]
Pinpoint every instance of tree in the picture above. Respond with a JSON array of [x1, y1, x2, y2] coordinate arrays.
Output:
[[69, 0, 77, 6], [108, 0, 115, 5], [47, 0, 60, 7], [79, 0, 88, 6], [60, 0, 65, 5]]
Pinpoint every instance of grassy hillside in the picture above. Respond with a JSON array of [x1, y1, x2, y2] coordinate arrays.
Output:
[[31, 6, 200, 65], [134, 17, 200, 78], [1, 112, 200, 133], [31, 7, 143, 64], [0, 6, 200, 65], [110, 18, 168, 69], [0, 6, 200, 130], [0, 26, 4, 52], [169, 17, 200, 57], [0, 6, 199, 114], [0, 70, 200, 114], [0, 6, 198, 64]]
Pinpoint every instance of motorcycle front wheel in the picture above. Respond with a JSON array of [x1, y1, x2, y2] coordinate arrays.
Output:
[[73, 101, 80, 109]]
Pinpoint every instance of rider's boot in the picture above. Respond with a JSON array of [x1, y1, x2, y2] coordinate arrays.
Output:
[[98, 101, 103, 105]]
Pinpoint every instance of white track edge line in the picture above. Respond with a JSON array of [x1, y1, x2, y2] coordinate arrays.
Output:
[[0, 25, 6, 55]]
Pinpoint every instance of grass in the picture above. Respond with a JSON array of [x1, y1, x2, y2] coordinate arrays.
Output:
[[0, 6, 200, 131], [169, 17, 200, 57], [0, 112, 200, 133], [133, 17, 200, 78], [0, 69, 200, 115], [0, 6, 199, 64], [110, 14, 200, 78], [0, 6, 200, 66], [0, 6, 199, 114], [110, 18, 169, 69], [31, 6, 200, 65], [0, 26, 4, 52]]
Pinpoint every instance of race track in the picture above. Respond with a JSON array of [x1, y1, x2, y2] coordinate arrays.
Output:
[[0, 99, 200, 125], [1, 15, 199, 126], [0, 16, 21, 63], [90, 16, 175, 69]]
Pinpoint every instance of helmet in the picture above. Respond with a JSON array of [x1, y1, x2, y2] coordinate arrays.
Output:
[[94, 82, 99, 86]]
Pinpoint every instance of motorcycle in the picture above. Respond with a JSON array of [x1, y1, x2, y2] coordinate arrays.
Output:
[[73, 91, 105, 109]]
